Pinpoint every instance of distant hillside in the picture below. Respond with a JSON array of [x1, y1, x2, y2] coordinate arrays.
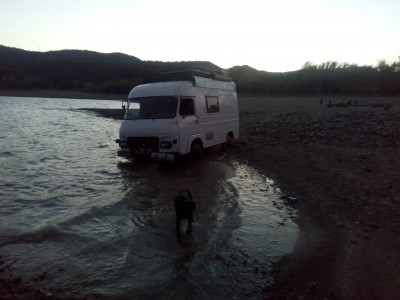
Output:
[[230, 62, 400, 95], [1, 45, 400, 95], [0, 45, 220, 94]]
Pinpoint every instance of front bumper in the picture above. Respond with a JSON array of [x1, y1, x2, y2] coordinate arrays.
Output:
[[118, 150, 175, 162]]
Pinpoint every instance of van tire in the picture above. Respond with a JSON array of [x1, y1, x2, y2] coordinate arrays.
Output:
[[190, 143, 203, 161]]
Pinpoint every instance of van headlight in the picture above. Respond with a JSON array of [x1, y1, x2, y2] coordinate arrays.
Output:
[[119, 140, 128, 148], [160, 141, 172, 149]]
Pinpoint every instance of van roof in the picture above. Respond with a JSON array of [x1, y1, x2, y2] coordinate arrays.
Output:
[[143, 67, 236, 91], [129, 81, 194, 98], [144, 67, 232, 83]]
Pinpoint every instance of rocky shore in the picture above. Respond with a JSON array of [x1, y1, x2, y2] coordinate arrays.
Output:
[[246, 107, 399, 148], [232, 96, 400, 299]]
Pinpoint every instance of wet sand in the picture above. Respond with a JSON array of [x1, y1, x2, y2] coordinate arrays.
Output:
[[231, 96, 400, 299]]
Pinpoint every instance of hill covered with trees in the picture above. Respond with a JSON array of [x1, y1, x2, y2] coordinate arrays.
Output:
[[1, 45, 399, 96], [231, 60, 400, 95]]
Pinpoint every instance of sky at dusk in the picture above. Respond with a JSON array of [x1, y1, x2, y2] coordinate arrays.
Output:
[[1, 0, 399, 72]]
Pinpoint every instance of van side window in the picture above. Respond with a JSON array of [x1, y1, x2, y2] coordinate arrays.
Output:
[[179, 98, 195, 116], [206, 96, 219, 113]]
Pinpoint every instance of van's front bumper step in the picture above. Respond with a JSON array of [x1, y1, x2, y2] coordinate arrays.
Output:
[[118, 150, 175, 162]]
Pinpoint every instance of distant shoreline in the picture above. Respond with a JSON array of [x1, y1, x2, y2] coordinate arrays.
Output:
[[0, 89, 126, 100], [2, 89, 400, 102]]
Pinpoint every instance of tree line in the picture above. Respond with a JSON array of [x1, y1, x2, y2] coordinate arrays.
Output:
[[230, 58, 400, 95], [1, 45, 399, 95]]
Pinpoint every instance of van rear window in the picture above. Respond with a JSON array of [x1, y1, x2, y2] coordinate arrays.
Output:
[[206, 96, 219, 113]]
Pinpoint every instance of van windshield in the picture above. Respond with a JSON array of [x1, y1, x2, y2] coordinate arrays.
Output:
[[124, 96, 178, 120]]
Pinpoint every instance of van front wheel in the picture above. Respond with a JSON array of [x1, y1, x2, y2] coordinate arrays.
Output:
[[190, 143, 203, 161]]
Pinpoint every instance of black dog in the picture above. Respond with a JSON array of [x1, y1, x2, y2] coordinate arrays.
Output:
[[174, 189, 196, 239]]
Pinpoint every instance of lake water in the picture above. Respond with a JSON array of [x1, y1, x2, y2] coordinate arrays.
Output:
[[0, 96, 298, 299]]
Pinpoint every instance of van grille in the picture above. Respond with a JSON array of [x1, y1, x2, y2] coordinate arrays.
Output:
[[127, 137, 159, 154]]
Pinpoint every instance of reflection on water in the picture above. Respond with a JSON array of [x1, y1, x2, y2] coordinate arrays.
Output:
[[0, 97, 298, 299]]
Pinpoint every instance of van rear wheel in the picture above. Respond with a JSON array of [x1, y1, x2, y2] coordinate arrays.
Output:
[[190, 143, 203, 161]]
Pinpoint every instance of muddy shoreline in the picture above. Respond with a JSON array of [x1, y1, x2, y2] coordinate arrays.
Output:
[[232, 96, 400, 299]]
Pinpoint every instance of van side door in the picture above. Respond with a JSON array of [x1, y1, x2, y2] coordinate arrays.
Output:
[[178, 97, 198, 153]]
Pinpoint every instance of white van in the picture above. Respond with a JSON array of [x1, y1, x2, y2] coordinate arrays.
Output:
[[116, 68, 239, 162]]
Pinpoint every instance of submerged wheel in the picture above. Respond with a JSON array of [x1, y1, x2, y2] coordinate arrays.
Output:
[[190, 143, 203, 161]]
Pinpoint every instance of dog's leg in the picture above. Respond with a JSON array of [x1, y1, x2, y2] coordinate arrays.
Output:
[[186, 216, 193, 235], [176, 218, 181, 239]]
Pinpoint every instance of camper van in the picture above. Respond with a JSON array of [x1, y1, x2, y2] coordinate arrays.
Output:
[[116, 68, 239, 162]]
